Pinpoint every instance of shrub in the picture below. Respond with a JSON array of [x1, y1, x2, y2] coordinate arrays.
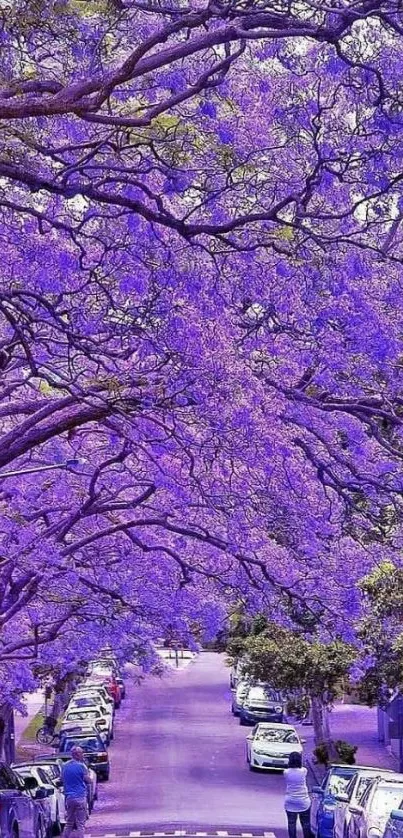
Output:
[[334, 739, 358, 764], [314, 742, 329, 764], [313, 739, 357, 766]]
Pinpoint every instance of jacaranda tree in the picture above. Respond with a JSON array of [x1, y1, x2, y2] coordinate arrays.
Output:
[[0, 0, 402, 706]]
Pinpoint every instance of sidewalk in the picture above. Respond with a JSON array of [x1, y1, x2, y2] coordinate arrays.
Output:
[[14, 690, 45, 746], [156, 648, 197, 671], [296, 703, 397, 785]]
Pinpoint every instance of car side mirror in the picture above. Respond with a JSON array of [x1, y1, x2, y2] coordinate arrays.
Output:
[[53, 778, 62, 789], [312, 786, 324, 795], [390, 811, 403, 821], [300, 738, 306, 744], [246, 734, 254, 740]]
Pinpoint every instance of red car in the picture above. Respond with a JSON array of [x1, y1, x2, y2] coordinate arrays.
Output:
[[106, 679, 121, 708], [87, 675, 121, 708]]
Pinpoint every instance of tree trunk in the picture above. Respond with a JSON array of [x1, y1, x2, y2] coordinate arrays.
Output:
[[311, 694, 339, 762], [311, 694, 327, 745]]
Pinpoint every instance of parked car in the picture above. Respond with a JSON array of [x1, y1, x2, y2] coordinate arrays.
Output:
[[68, 693, 114, 730], [383, 806, 403, 838], [232, 680, 273, 716], [0, 761, 50, 838], [61, 706, 112, 743], [311, 765, 360, 838], [348, 775, 403, 838], [58, 727, 110, 781], [246, 722, 303, 771], [74, 685, 115, 715], [12, 764, 64, 836], [35, 755, 97, 812], [334, 768, 394, 838], [87, 660, 116, 679], [85, 675, 121, 708], [239, 685, 285, 726], [115, 674, 126, 700]]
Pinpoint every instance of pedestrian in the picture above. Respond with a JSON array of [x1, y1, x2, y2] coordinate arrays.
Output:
[[62, 746, 91, 838], [284, 751, 313, 838]]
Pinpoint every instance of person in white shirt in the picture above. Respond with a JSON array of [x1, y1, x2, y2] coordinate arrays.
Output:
[[284, 752, 313, 838]]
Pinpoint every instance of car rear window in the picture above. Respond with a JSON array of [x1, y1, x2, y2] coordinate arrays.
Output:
[[61, 737, 102, 753], [66, 711, 99, 721]]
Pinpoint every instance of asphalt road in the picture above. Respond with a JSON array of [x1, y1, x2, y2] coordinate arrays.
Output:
[[88, 652, 289, 837]]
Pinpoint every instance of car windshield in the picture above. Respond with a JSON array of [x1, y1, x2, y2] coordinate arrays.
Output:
[[66, 711, 99, 721], [247, 689, 280, 702], [37, 764, 60, 779], [61, 737, 101, 753], [327, 771, 355, 796], [372, 788, 403, 816], [255, 728, 298, 743]]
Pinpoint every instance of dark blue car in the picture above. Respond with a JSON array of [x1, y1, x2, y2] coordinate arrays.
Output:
[[310, 764, 358, 838]]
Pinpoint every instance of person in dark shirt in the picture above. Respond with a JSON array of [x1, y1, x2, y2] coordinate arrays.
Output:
[[62, 746, 91, 838]]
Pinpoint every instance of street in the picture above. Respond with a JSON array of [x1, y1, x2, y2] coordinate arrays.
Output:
[[88, 653, 288, 837]]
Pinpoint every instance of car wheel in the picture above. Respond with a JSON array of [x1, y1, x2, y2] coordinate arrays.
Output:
[[12, 823, 19, 838], [239, 717, 246, 726], [110, 729, 114, 741], [249, 763, 257, 772]]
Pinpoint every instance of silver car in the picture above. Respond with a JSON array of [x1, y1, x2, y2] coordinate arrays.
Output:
[[334, 768, 394, 838], [348, 775, 403, 838]]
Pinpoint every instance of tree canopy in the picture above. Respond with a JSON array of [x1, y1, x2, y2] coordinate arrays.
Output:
[[0, 0, 402, 704]]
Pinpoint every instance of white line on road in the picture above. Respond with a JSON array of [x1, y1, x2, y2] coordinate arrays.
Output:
[[86, 833, 278, 838]]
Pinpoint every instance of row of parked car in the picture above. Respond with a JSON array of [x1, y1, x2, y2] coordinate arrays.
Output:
[[230, 659, 305, 771], [311, 763, 403, 838], [0, 652, 126, 838], [230, 661, 403, 838]]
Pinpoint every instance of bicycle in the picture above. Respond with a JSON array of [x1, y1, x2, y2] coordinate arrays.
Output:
[[35, 715, 60, 746]]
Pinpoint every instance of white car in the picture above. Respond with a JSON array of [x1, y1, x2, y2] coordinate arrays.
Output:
[[12, 763, 65, 834], [334, 768, 394, 838], [348, 775, 403, 838], [75, 684, 115, 714], [246, 722, 303, 771], [33, 755, 98, 813], [67, 695, 114, 737], [61, 707, 111, 743]]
